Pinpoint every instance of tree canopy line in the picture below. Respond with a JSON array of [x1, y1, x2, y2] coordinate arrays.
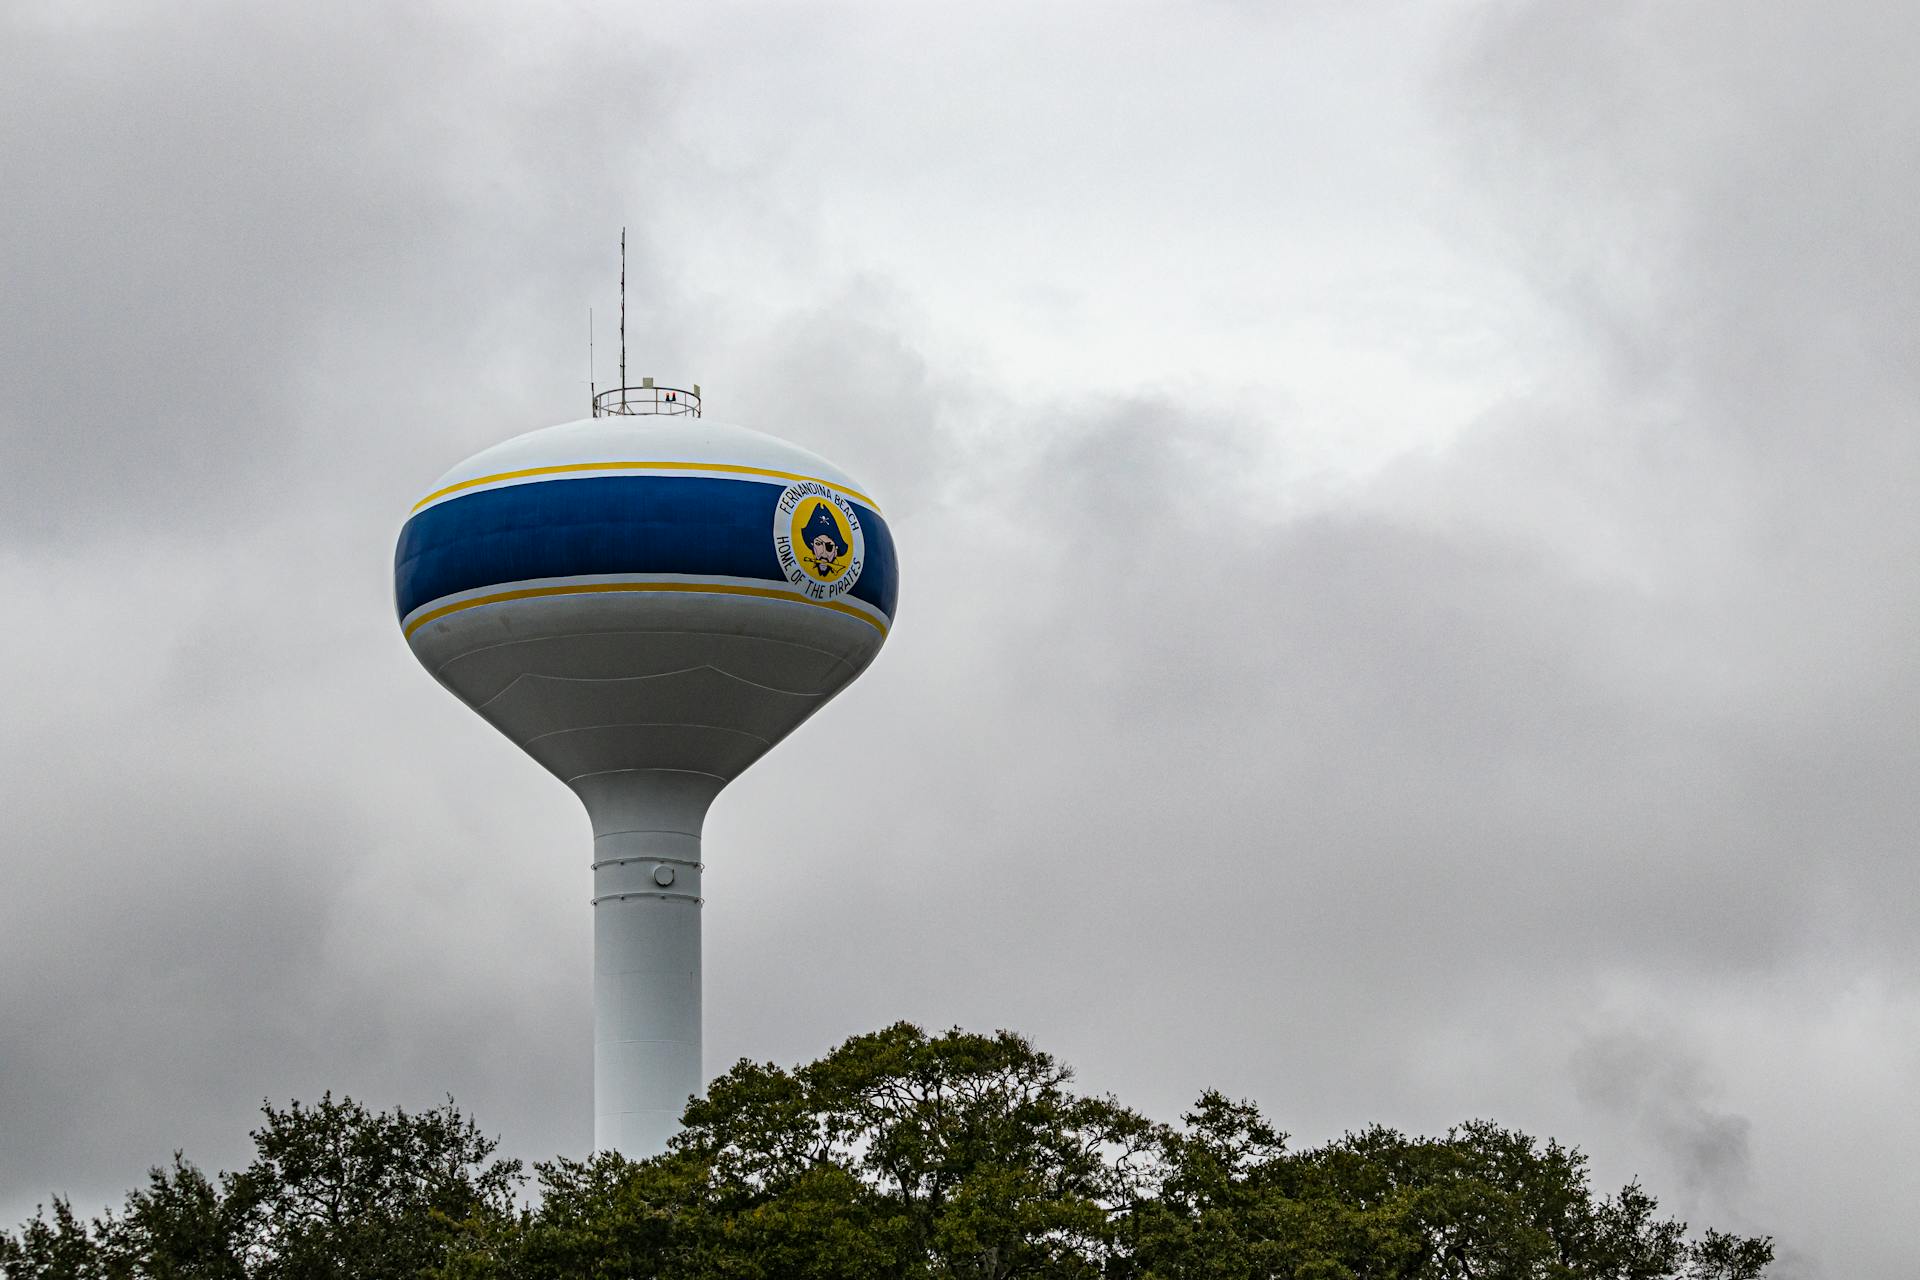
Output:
[[3, 1023, 1772, 1280]]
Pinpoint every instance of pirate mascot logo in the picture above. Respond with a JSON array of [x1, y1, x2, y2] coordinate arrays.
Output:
[[772, 481, 866, 601]]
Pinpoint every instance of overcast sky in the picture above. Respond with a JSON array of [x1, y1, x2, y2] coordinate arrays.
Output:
[[3, 1, 1915, 1274]]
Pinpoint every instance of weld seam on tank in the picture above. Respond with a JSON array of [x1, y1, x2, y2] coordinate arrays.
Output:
[[592, 855, 704, 870], [565, 766, 730, 785], [592, 892, 704, 905], [523, 723, 773, 749], [480, 662, 819, 696]]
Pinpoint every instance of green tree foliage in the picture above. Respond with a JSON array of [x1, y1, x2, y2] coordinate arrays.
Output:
[[1120, 1096, 1738, 1279], [2, 1025, 1772, 1279], [0, 1096, 519, 1280]]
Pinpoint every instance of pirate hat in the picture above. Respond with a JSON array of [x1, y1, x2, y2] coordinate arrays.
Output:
[[799, 501, 848, 557]]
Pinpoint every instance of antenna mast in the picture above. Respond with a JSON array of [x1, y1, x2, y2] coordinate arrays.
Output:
[[586, 229, 700, 420], [619, 228, 627, 412]]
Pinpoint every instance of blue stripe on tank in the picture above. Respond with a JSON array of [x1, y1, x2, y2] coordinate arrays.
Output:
[[394, 475, 898, 623]]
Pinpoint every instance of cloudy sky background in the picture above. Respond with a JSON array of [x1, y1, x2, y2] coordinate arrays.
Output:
[[4, 1, 1915, 1274]]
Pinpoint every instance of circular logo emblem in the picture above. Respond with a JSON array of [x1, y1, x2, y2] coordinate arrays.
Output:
[[773, 481, 865, 601]]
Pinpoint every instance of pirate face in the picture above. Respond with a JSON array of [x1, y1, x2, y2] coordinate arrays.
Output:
[[808, 532, 844, 576], [798, 501, 850, 579]]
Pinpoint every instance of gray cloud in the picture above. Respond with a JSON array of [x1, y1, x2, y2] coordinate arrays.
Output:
[[0, 1, 683, 541], [1572, 1027, 1751, 1205]]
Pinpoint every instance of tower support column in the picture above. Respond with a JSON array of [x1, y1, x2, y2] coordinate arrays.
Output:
[[577, 771, 720, 1157]]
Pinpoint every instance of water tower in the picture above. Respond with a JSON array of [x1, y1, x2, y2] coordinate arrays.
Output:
[[394, 379, 897, 1155]]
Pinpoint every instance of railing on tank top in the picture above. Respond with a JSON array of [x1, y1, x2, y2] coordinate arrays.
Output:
[[592, 384, 702, 418]]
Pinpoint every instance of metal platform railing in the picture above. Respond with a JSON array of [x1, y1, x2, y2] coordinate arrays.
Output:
[[593, 383, 701, 418]]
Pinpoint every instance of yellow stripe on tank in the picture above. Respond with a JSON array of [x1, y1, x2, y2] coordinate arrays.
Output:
[[401, 580, 890, 639], [412, 461, 880, 513]]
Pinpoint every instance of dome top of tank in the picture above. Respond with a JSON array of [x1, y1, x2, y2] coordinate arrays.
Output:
[[412, 415, 879, 515]]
